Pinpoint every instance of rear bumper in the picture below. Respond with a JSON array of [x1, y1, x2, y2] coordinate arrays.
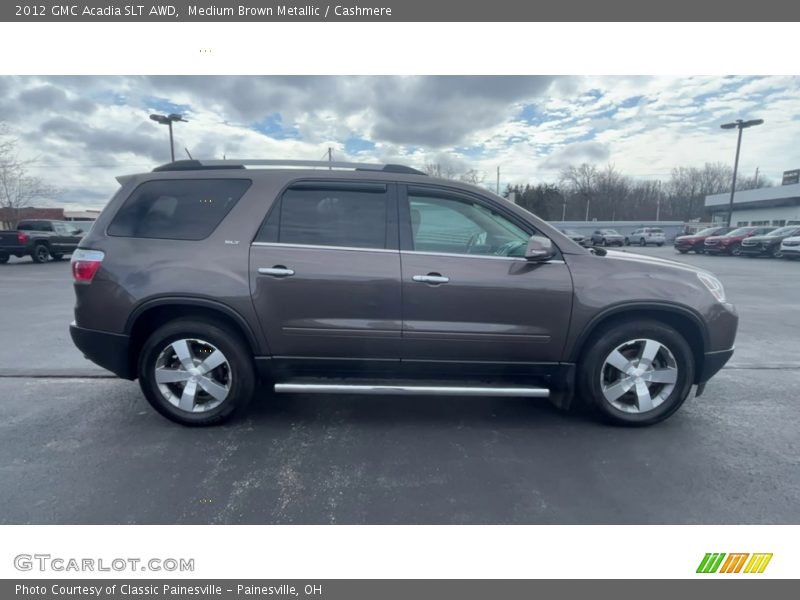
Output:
[[69, 322, 134, 379], [697, 347, 734, 384]]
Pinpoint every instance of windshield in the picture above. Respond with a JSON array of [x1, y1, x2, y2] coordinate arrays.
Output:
[[649, 228, 663, 233], [692, 227, 719, 236], [724, 227, 753, 237], [767, 226, 799, 237], [602, 229, 619, 235]]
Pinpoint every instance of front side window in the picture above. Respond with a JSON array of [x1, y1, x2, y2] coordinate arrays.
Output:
[[408, 193, 530, 257], [108, 179, 251, 240], [18, 221, 52, 232], [264, 185, 390, 249]]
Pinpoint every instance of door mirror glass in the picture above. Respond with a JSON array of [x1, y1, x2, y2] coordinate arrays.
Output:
[[525, 235, 556, 261]]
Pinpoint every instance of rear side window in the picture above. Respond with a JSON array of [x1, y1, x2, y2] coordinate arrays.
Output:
[[108, 179, 251, 240], [18, 221, 52, 232], [258, 184, 390, 249]]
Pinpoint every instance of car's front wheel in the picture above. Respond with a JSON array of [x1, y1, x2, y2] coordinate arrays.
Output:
[[578, 320, 694, 426], [138, 319, 256, 426]]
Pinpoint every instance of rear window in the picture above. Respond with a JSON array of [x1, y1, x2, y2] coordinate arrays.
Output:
[[108, 179, 251, 240]]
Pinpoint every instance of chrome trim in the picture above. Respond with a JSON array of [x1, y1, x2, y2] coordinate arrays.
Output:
[[274, 383, 549, 397], [402, 250, 565, 264], [412, 274, 450, 284], [251, 242, 397, 254], [258, 267, 295, 277]]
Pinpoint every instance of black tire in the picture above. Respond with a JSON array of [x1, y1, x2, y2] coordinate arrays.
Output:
[[51, 253, 64, 261], [0, 252, 8, 264], [624, 238, 630, 246], [729, 243, 742, 256], [31, 244, 50, 263], [577, 320, 694, 426], [138, 318, 256, 426], [601, 238, 607, 246], [639, 238, 646, 247], [678, 249, 688, 254], [656, 243, 663, 247]]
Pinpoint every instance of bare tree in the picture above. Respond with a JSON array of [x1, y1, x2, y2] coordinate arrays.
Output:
[[459, 169, 486, 185], [0, 124, 57, 229], [422, 162, 459, 179]]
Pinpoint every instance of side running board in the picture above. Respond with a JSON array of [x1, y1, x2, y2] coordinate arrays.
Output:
[[274, 383, 549, 398]]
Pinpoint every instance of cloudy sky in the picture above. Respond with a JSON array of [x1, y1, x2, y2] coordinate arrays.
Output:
[[1, 75, 798, 208]]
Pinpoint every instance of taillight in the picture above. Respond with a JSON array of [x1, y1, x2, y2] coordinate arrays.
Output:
[[71, 249, 105, 283], [17, 232, 28, 244]]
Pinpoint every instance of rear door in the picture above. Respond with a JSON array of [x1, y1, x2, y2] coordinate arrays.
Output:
[[249, 180, 402, 370], [398, 185, 573, 368]]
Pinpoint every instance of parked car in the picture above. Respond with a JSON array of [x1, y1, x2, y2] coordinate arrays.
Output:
[[673, 226, 731, 254], [628, 227, 666, 247], [0, 219, 86, 264], [590, 229, 625, 246], [559, 228, 591, 247], [703, 226, 775, 256], [70, 159, 737, 427], [740, 226, 800, 258], [780, 235, 800, 260]]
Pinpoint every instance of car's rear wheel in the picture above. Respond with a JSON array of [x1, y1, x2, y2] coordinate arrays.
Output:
[[138, 319, 256, 426], [32, 244, 50, 263], [639, 238, 646, 246], [0, 252, 8, 264], [578, 320, 694, 426], [729, 243, 742, 256]]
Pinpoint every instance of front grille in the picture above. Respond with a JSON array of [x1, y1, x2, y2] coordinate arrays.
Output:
[[742, 239, 757, 246], [705, 240, 718, 246]]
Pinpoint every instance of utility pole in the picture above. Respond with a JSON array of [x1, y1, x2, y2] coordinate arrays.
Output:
[[584, 192, 590, 221], [328, 147, 332, 170], [561, 198, 567, 221], [720, 118, 764, 227], [496, 166, 500, 195], [754, 167, 759, 187]]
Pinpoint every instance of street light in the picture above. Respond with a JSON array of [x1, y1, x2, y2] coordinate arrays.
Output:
[[720, 118, 764, 227], [149, 113, 188, 162]]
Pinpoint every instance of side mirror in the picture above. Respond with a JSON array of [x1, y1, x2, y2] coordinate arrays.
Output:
[[525, 235, 556, 261]]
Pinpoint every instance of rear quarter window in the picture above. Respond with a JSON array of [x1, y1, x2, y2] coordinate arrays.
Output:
[[107, 178, 251, 240]]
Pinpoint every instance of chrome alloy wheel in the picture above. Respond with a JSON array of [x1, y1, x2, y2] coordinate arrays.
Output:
[[600, 338, 678, 413], [154, 338, 232, 413]]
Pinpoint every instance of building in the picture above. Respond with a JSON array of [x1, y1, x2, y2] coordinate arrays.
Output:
[[705, 183, 800, 228], [0, 207, 100, 230]]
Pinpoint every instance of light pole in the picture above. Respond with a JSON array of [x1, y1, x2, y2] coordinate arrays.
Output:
[[150, 113, 188, 162], [720, 118, 764, 227], [583, 192, 590, 221]]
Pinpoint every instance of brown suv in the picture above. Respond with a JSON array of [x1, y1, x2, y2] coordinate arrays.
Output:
[[69, 159, 738, 427]]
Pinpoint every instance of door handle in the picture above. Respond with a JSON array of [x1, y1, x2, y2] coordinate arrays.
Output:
[[412, 274, 449, 285], [258, 266, 295, 277]]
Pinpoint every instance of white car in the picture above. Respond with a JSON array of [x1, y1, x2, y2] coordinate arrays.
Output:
[[628, 227, 666, 247], [780, 235, 800, 260]]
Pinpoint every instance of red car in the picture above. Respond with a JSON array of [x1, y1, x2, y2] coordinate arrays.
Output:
[[673, 226, 730, 254], [703, 226, 775, 256]]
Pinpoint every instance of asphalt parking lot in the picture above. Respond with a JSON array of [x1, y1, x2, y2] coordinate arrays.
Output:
[[1, 248, 798, 524]]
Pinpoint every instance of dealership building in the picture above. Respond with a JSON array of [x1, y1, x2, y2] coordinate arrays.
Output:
[[705, 178, 800, 228]]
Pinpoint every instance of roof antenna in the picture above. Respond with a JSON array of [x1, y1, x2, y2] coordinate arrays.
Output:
[[184, 147, 194, 160]]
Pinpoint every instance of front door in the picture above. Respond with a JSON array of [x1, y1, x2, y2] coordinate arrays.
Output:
[[249, 181, 402, 373], [399, 186, 573, 369]]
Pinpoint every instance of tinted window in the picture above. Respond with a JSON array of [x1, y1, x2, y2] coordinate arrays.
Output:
[[409, 194, 529, 257], [18, 221, 52, 232], [269, 185, 389, 249], [108, 179, 250, 240]]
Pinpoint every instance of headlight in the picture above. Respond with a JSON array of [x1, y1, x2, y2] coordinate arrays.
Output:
[[697, 272, 726, 303]]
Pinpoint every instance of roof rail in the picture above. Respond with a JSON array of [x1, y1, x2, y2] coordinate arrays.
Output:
[[152, 159, 427, 176]]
